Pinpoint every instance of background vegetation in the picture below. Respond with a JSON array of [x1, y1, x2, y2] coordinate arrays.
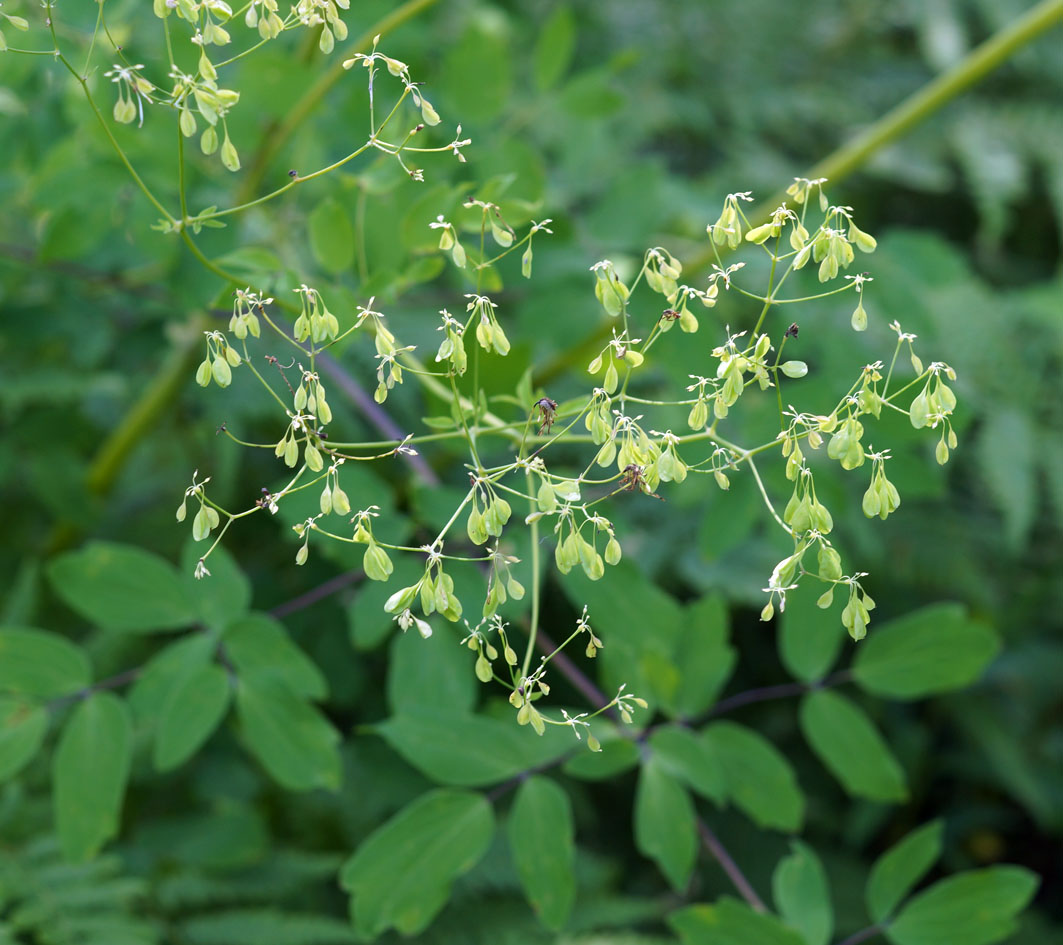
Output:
[[0, 0, 1060, 942]]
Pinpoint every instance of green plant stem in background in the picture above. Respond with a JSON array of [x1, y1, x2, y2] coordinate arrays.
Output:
[[46, 317, 206, 553], [83, 320, 207, 497], [536, 0, 1063, 385], [694, 0, 1063, 271]]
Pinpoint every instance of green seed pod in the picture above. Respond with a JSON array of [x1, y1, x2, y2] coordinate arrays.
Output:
[[283, 438, 299, 468], [304, 444, 324, 472], [331, 485, 350, 516], [490, 221, 512, 247], [537, 480, 557, 512], [211, 356, 232, 387], [909, 386, 931, 429], [688, 399, 708, 430], [482, 585, 499, 620], [192, 506, 215, 542], [603, 361, 619, 394], [848, 221, 878, 253], [851, 298, 868, 331], [817, 544, 843, 582], [811, 500, 833, 533], [201, 124, 219, 155], [179, 106, 197, 137], [363, 542, 393, 582], [744, 222, 774, 244], [419, 97, 441, 126]]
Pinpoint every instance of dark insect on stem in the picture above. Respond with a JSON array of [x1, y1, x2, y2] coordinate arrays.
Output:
[[534, 397, 558, 435], [785, 322, 799, 338], [660, 309, 681, 322], [619, 463, 663, 501]]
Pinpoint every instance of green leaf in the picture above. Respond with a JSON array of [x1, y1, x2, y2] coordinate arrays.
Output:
[[236, 671, 341, 791], [376, 710, 570, 787], [534, 4, 576, 90], [704, 721, 804, 832], [560, 69, 625, 118], [0, 626, 91, 697], [772, 840, 832, 945], [154, 664, 231, 771], [866, 821, 944, 923], [560, 560, 684, 707], [53, 692, 132, 861], [669, 898, 808, 945], [668, 593, 736, 717], [439, 24, 513, 123], [179, 909, 356, 945], [47, 542, 196, 633], [127, 634, 214, 729], [180, 539, 252, 630], [508, 776, 576, 930], [649, 724, 726, 804], [978, 406, 1035, 548], [224, 613, 327, 700], [340, 789, 494, 937], [634, 757, 697, 891], [386, 621, 476, 715], [214, 246, 282, 285], [779, 583, 846, 682], [887, 866, 1039, 945], [852, 604, 1000, 700], [308, 197, 354, 274], [0, 695, 48, 782], [799, 690, 907, 802], [562, 736, 640, 780]]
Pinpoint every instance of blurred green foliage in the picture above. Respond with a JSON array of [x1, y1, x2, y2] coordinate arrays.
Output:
[[0, 0, 1060, 942]]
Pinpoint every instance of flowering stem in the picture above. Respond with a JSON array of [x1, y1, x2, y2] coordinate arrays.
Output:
[[520, 468, 542, 680], [532, 630, 613, 715], [47, 27, 175, 225], [537, 1, 1062, 384], [237, 0, 439, 201]]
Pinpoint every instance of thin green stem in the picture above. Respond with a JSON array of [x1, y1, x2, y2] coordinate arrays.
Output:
[[50, 41, 175, 225], [521, 468, 542, 679], [237, 0, 438, 200]]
